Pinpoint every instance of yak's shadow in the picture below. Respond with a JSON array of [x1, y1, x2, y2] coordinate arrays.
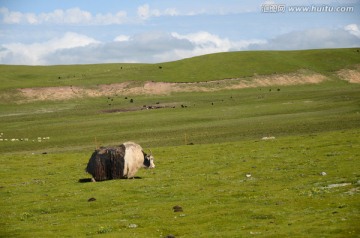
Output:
[[78, 178, 92, 183], [78, 177, 142, 183]]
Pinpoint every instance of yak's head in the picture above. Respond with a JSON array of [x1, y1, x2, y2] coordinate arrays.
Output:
[[143, 150, 155, 169]]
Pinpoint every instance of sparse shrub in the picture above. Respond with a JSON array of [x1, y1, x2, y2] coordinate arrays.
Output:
[[97, 226, 113, 234], [20, 212, 32, 221]]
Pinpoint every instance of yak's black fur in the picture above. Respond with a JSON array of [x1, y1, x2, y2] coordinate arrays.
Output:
[[86, 144, 126, 181]]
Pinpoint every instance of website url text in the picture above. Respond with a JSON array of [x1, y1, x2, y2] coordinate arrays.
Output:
[[261, 4, 354, 13]]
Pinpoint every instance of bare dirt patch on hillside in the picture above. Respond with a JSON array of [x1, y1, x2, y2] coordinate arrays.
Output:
[[18, 71, 328, 102], [337, 65, 360, 83]]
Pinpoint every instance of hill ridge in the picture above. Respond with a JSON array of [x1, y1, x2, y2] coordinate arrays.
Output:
[[15, 67, 360, 102], [0, 48, 359, 91]]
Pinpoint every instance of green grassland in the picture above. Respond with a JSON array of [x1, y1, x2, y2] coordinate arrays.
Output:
[[0, 49, 360, 237], [0, 48, 359, 90]]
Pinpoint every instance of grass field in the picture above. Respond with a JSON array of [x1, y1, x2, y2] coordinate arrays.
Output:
[[0, 49, 359, 237], [0, 48, 359, 90]]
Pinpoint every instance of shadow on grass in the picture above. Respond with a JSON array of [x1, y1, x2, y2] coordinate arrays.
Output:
[[78, 177, 142, 183]]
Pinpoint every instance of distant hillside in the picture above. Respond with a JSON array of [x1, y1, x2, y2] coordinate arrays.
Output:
[[0, 48, 359, 90]]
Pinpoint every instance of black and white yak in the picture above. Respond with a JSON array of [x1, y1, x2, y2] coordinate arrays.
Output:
[[86, 142, 155, 181]]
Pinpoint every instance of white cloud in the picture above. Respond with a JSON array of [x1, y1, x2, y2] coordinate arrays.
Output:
[[0, 7, 127, 25], [137, 4, 151, 19], [0, 32, 99, 65], [114, 35, 130, 42], [135, 3, 251, 19], [1, 31, 258, 65], [345, 24, 360, 38], [164, 8, 178, 16], [1, 27, 358, 65], [169, 32, 264, 60], [137, 4, 179, 20], [94, 11, 127, 25], [249, 27, 360, 50], [172, 32, 228, 47], [1, 5, 180, 25], [53, 32, 99, 48], [0, 7, 22, 24]]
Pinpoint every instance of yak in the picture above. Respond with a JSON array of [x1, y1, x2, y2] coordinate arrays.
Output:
[[86, 142, 155, 181]]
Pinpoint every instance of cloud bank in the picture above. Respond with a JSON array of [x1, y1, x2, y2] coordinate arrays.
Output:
[[0, 24, 359, 65], [0, 32, 99, 65], [137, 4, 179, 20], [0, 31, 262, 65], [249, 25, 360, 50], [0, 7, 127, 25], [0, 4, 246, 25]]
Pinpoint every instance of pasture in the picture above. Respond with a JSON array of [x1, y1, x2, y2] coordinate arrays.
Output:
[[0, 49, 360, 237]]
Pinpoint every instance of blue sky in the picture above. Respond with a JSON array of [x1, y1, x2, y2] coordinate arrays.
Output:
[[0, 0, 359, 65]]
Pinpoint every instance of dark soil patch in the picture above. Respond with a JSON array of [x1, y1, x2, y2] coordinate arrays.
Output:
[[101, 105, 175, 113], [173, 205, 183, 212]]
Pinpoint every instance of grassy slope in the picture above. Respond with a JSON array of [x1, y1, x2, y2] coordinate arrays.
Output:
[[0, 48, 359, 90], [0, 49, 360, 237], [0, 82, 359, 153], [0, 82, 359, 237], [1, 130, 359, 237]]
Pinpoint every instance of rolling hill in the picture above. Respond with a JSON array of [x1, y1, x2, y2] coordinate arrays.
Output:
[[0, 48, 359, 91]]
